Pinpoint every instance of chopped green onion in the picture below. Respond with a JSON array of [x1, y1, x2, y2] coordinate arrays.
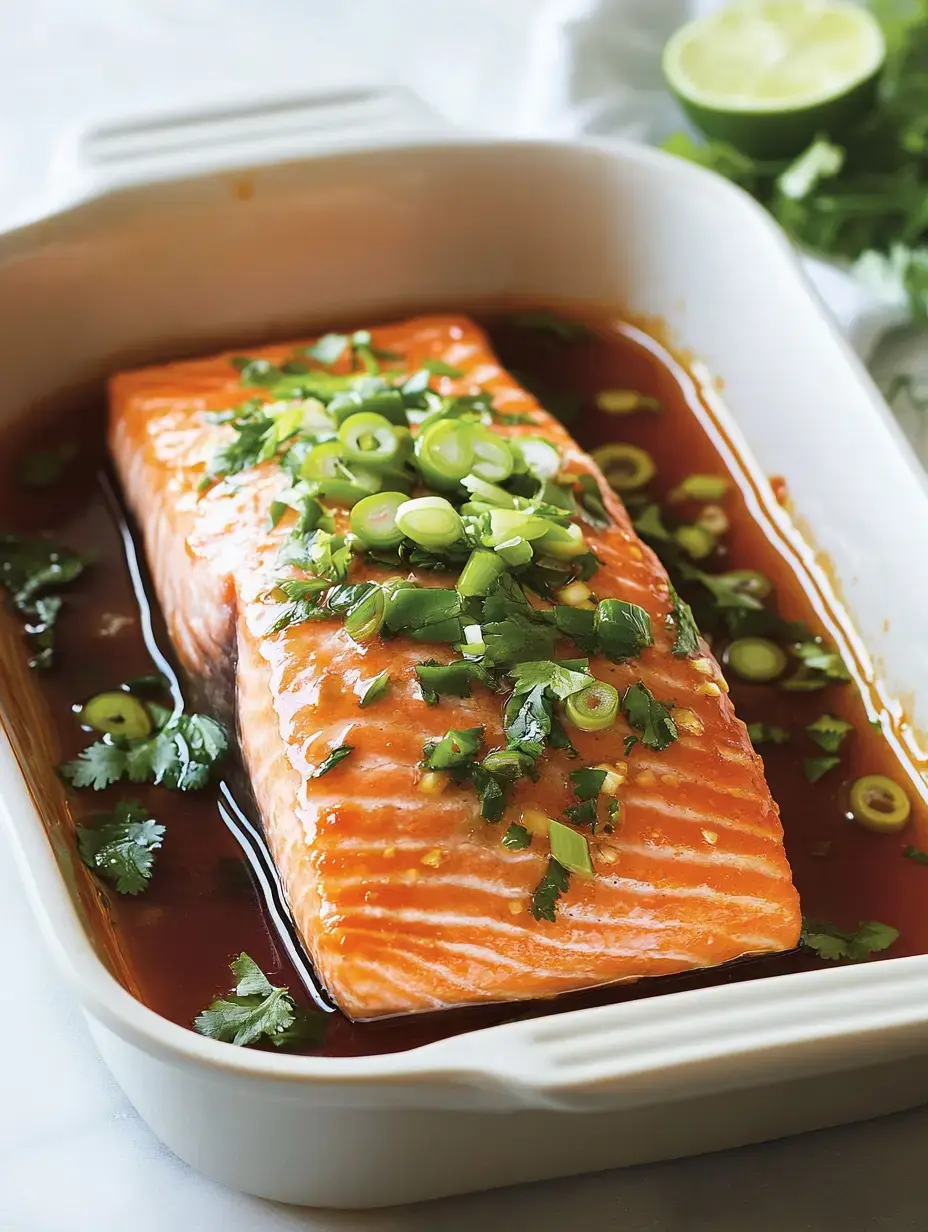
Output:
[[849, 775, 911, 832], [329, 387, 407, 427], [415, 419, 475, 489], [596, 389, 661, 414], [349, 491, 407, 548], [469, 427, 515, 483], [673, 524, 717, 560], [512, 436, 561, 480], [359, 670, 390, 707], [484, 509, 550, 546], [565, 681, 619, 732], [300, 439, 345, 481], [344, 587, 386, 642], [495, 538, 534, 567], [459, 623, 487, 659], [483, 749, 534, 780], [548, 818, 594, 876], [80, 692, 152, 739], [460, 474, 517, 507], [668, 474, 729, 503], [314, 476, 380, 506], [716, 569, 772, 601], [338, 412, 402, 467], [534, 522, 587, 560], [423, 726, 484, 770], [591, 444, 656, 492], [395, 496, 463, 549], [457, 548, 507, 598], [725, 637, 788, 683]]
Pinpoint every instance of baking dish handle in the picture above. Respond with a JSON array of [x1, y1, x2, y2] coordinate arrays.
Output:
[[46, 86, 452, 209]]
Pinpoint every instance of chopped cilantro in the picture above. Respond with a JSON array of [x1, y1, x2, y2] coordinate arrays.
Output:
[[502, 823, 532, 850], [800, 919, 899, 963], [623, 735, 639, 757], [62, 711, 228, 792], [621, 683, 678, 752], [569, 767, 608, 801], [595, 599, 653, 662], [423, 727, 484, 771], [415, 659, 491, 704], [747, 722, 791, 746], [76, 800, 164, 895], [576, 474, 610, 529], [311, 745, 354, 778], [194, 953, 326, 1049], [668, 583, 701, 657], [531, 858, 570, 922], [783, 641, 851, 691], [0, 533, 87, 668], [504, 685, 553, 762], [803, 756, 841, 784], [806, 714, 854, 754], [633, 503, 673, 544], [509, 659, 592, 700], [904, 846, 928, 866]]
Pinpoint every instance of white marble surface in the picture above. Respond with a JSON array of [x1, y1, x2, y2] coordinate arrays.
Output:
[[4, 2, 928, 1228]]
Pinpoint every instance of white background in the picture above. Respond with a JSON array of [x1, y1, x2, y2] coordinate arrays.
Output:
[[4, 2, 928, 1228]]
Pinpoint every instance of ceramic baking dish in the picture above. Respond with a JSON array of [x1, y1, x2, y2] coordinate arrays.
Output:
[[4, 87, 928, 1209]]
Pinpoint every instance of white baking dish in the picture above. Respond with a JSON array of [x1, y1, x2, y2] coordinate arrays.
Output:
[[4, 87, 928, 1209]]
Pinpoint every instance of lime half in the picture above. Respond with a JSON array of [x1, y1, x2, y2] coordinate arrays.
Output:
[[663, 0, 886, 158]]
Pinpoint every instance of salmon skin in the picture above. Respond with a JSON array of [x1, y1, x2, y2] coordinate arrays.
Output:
[[110, 315, 801, 1020]]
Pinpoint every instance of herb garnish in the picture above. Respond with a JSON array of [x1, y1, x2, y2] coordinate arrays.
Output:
[[502, 823, 532, 850], [311, 745, 354, 778], [621, 683, 678, 752], [806, 714, 853, 753], [0, 534, 87, 668], [531, 858, 571, 922], [904, 846, 928, 865], [77, 800, 164, 895], [783, 641, 851, 691], [62, 710, 228, 791], [800, 919, 899, 962], [359, 671, 390, 708], [194, 953, 326, 1049], [803, 756, 841, 784], [667, 583, 701, 657], [508, 312, 593, 342], [747, 722, 791, 746], [422, 727, 484, 771]]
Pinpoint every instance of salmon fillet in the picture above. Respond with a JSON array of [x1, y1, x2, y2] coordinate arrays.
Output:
[[109, 315, 801, 1019]]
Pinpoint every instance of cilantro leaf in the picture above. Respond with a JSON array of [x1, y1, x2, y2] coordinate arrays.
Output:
[[569, 767, 607, 801], [621, 683, 678, 752], [783, 641, 851, 691], [415, 659, 493, 704], [623, 734, 639, 757], [668, 583, 701, 657], [806, 714, 854, 754], [194, 953, 326, 1049], [531, 858, 570, 922], [576, 474, 610, 529], [594, 599, 653, 661], [76, 800, 164, 895], [509, 659, 592, 700], [423, 727, 484, 770], [800, 919, 899, 962], [359, 670, 390, 708], [904, 846, 928, 865], [504, 684, 553, 761], [803, 755, 841, 784], [62, 711, 228, 791], [0, 533, 87, 668], [502, 823, 532, 850], [311, 745, 354, 778], [747, 722, 791, 746]]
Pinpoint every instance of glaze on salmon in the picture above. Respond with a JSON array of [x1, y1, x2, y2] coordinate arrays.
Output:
[[109, 316, 801, 1019]]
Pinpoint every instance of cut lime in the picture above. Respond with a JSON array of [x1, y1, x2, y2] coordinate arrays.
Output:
[[663, 0, 886, 158]]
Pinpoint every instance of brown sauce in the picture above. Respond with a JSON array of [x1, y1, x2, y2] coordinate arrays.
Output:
[[2, 310, 926, 1058]]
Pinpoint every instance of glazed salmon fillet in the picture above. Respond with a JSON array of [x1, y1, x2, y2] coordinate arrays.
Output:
[[110, 315, 801, 1019]]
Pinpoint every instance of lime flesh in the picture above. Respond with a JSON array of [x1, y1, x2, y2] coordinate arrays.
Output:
[[663, 0, 886, 158]]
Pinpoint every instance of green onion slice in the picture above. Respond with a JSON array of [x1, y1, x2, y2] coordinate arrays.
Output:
[[469, 426, 515, 483], [548, 818, 594, 876], [415, 420, 476, 489], [300, 439, 345, 481], [534, 522, 587, 561], [457, 548, 507, 598], [80, 691, 153, 739], [338, 412, 402, 467], [349, 491, 407, 548], [565, 681, 620, 732], [512, 436, 561, 480], [592, 444, 656, 492], [395, 496, 463, 549], [668, 474, 729, 503], [849, 775, 911, 833], [726, 637, 788, 683], [344, 587, 386, 642], [460, 474, 517, 507], [485, 509, 550, 546]]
